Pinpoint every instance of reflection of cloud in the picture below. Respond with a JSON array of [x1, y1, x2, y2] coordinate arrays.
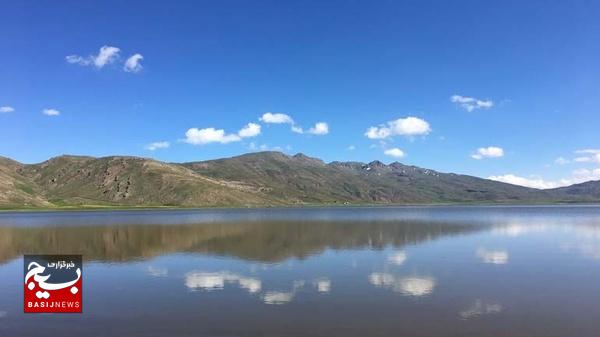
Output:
[[146, 266, 168, 277], [476, 248, 508, 264], [387, 251, 407, 265], [559, 225, 600, 260], [368, 273, 435, 297], [580, 244, 600, 259], [315, 278, 331, 293], [293, 280, 306, 290], [492, 224, 547, 237], [262, 291, 294, 305], [398, 277, 436, 297], [562, 242, 600, 260], [459, 299, 502, 319], [185, 271, 261, 294], [369, 272, 395, 287], [573, 226, 600, 239], [239, 277, 262, 293]]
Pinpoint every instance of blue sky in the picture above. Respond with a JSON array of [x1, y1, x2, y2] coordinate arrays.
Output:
[[1, 0, 599, 188]]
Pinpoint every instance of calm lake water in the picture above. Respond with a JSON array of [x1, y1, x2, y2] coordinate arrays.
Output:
[[1, 206, 600, 337]]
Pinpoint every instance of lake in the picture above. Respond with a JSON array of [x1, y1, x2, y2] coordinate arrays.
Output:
[[1, 205, 600, 337]]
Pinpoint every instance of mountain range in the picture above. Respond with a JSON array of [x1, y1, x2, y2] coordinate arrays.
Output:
[[1, 151, 599, 208]]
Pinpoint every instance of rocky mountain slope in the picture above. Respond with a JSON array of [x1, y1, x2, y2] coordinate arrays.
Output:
[[0, 152, 598, 208]]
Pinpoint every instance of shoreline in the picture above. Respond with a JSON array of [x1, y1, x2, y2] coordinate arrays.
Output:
[[1, 201, 599, 213]]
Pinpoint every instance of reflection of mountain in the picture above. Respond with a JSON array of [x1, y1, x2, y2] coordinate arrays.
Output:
[[0, 220, 479, 264]]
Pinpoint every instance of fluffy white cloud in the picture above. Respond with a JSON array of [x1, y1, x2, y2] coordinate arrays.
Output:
[[347, 145, 356, 151], [365, 116, 431, 140], [145, 141, 170, 151], [0, 106, 14, 113], [66, 45, 121, 69], [259, 112, 294, 124], [573, 149, 600, 163], [451, 94, 494, 112], [555, 157, 569, 165], [307, 122, 329, 135], [384, 148, 406, 158], [238, 122, 261, 138], [572, 168, 600, 181], [471, 146, 504, 160], [184, 122, 261, 145], [124, 53, 143, 73], [488, 174, 560, 189], [489, 168, 600, 189], [43, 108, 60, 116], [259, 112, 328, 136], [184, 128, 241, 145]]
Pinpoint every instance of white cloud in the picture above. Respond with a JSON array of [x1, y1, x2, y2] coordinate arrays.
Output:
[[489, 168, 600, 189], [258, 112, 328, 136], [365, 116, 431, 140], [471, 146, 504, 160], [184, 122, 261, 145], [555, 157, 569, 165], [307, 122, 329, 135], [451, 94, 494, 112], [145, 141, 170, 151], [572, 168, 600, 181], [124, 53, 143, 73], [259, 112, 294, 124], [573, 149, 600, 163], [238, 122, 261, 138], [184, 128, 241, 145], [347, 145, 356, 151], [488, 174, 560, 189], [384, 148, 406, 158], [66, 45, 121, 69], [43, 108, 60, 116], [0, 106, 14, 113]]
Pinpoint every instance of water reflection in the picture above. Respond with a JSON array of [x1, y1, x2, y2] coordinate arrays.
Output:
[[315, 278, 331, 293], [146, 266, 168, 277], [0, 220, 478, 264], [459, 299, 503, 320], [262, 291, 294, 305], [368, 273, 436, 297], [387, 251, 407, 265], [185, 271, 262, 294], [1, 207, 600, 337], [476, 248, 509, 264]]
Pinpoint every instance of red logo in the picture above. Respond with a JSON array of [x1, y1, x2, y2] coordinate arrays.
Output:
[[24, 255, 82, 313]]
